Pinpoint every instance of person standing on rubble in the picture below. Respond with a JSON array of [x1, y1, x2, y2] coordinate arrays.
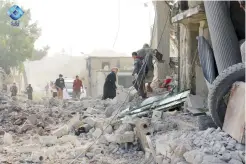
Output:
[[55, 74, 65, 99], [2, 84, 7, 93], [132, 52, 148, 98], [45, 83, 49, 96], [26, 84, 33, 100], [102, 67, 118, 100], [50, 82, 57, 98], [10, 83, 18, 97], [73, 75, 83, 99], [137, 43, 155, 93]]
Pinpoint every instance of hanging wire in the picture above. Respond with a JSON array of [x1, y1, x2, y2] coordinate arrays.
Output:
[[113, 0, 121, 48]]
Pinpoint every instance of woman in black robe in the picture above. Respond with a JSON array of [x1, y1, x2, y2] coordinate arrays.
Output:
[[102, 68, 118, 100]]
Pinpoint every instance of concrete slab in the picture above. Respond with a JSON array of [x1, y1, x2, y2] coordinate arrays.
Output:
[[223, 82, 245, 144]]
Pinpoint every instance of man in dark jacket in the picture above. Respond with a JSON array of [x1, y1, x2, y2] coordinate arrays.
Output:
[[102, 67, 118, 100], [137, 44, 155, 93], [55, 74, 65, 99], [132, 52, 147, 98], [26, 84, 33, 100]]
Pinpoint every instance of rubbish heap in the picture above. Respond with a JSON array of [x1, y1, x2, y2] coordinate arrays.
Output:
[[0, 90, 244, 164]]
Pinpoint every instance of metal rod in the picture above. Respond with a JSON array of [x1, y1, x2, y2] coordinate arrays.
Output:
[[177, 23, 181, 92]]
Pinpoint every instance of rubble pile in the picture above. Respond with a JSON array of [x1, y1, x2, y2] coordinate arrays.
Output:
[[153, 128, 245, 164], [0, 92, 149, 164], [0, 90, 244, 164]]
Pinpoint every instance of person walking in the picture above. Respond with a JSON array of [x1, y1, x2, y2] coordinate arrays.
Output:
[[132, 52, 148, 99], [137, 43, 155, 93], [102, 67, 118, 100], [73, 75, 83, 99], [55, 74, 65, 99], [26, 84, 33, 100], [10, 83, 18, 97]]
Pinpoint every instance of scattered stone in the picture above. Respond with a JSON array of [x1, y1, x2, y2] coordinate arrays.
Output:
[[52, 125, 69, 138], [39, 136, 57, 146], [84, 117, 96, 127], [28, 114, 37, 125], [228, 159, 243, 164], [92, 128, 102, 138], [155, 155, 163, 164], [3, 132, 12, 145]]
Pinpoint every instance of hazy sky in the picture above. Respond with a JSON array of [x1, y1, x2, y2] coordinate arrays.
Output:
[[15, 0, 154, 55]]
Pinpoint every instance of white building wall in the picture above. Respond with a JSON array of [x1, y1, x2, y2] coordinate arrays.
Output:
[[151, 1, 170, 87]]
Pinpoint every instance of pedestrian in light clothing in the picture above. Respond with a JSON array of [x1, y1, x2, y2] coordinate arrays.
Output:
[[73, 75, 83, 99], [55, 74, 65, 99], [102, 67, 118, 100], [26, 84, 33, 100]]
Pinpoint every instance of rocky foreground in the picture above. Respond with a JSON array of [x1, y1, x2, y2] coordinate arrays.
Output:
[[0, 93, 244, 164]]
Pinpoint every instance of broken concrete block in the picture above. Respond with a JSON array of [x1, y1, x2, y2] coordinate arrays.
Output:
[[94, 119, 105, 130], [153, 122, 168, 132], [183, 150, 204, 164], [92, 128, 102, 138], [202, 155, 228, 164], [156, 155, 163, 164], [162, 158, 171, 164], [39, 136, 57, 146], [115, 123, 133, 134], [18, 144, 41, 153], [67, 114, 81, 131], [98, 135, 109, 144], [228, 159, 243, 164], [145, 148, 151, 160], [152, 110, 163, 121], [31, 151, 45, 162], [20, 124, 33, 133], [3, 132, 12, 145], [58, 135, 80, 146], [105, 131, 134, 144], [105, 106, 115, 117], [86, 107, 102, 115], [103, 125, 113, 134], [74, 144, 92, 156], [84, 117, 96, 127], [52, 125, 69, 138], [187, 94, 206, 109], [44, 147, 57, 160], [27, 114, 37, 125]]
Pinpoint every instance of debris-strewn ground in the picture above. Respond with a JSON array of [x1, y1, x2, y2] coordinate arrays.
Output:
[[0, 91, 244, 164]]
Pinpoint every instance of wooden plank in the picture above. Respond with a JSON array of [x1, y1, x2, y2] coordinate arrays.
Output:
[[223, 82, 245, 144]]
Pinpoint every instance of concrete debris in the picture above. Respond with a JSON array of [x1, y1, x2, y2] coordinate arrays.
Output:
[[0, 91, 244, 164]]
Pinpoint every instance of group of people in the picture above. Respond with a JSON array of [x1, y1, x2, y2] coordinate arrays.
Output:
[[2, 83, 34, 100], [48, 74, 83, 100], [102, 43, 163, 100]]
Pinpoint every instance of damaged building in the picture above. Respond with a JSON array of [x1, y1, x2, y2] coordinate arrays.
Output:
[[0, 1, 245, 164]]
